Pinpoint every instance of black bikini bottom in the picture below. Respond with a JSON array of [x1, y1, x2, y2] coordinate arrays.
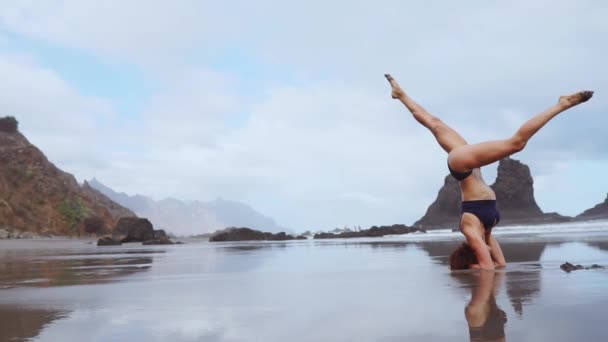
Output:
[[462, 200, 500, 231]]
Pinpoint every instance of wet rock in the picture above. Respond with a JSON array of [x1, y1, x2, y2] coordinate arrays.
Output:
[[209, 227, 306, 242], [560, 262, 605, 272], [97, 236, 122, 246], [0, 228, 9, 239], [314, 224, 423, 239]]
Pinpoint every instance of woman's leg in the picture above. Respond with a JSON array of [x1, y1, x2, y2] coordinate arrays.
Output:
[[448, 90, 593, 171], [385, 74, 467, 153]]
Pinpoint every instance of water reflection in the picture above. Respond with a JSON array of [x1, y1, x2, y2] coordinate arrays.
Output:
[[0, 306, 65, 342], [0, 251, 155, 288], [453, 271, 507, 342]]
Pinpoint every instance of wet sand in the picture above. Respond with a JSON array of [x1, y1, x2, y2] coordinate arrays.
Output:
[[1, 224, 608, 342]]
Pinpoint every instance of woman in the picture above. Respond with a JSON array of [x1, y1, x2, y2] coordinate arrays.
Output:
[[385, 74, 593, 270]]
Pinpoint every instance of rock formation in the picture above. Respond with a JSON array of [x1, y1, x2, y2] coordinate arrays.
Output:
[[576, 194, 608, 220], [0, 117, 136, 237], [413, 175, 461, 229], [97, 217, 176, 245], [313, 224, 423, 239], [209, 227, 306, 242], [414, 158, 570, 229], [114, 217, 156, 242], [560, 262, 604, 272]]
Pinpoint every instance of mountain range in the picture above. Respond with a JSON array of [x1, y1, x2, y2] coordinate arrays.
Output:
[[87, 179, 285, 236]]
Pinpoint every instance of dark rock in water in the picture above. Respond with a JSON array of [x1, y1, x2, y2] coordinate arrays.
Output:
[[97, 236, 122, 246], [314, 224, 423, 239], [560, 262, 605, 272], [142, 237, 174, 245], [114, 217, 155, 242], [209, 227, 306, 242], [414, 158, 572, 230]]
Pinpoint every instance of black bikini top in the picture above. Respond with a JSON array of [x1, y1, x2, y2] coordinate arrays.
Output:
[[448, 161, 472, 181]]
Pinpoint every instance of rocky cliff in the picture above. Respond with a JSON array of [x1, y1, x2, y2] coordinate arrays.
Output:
[[576, 194, 608, 220], [0, 117, 135, 236], [414, 158, 570, 229]]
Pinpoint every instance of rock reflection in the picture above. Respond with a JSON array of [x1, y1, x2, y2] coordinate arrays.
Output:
[[0, 252, 155, 288], [453, 271, 507, 342], [0, 306, 65, 342]]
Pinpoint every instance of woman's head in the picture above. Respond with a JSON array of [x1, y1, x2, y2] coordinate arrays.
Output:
[[449, 243, 478, 270]]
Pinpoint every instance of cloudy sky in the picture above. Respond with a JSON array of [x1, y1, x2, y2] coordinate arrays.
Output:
[[1, 1, 606, 231]]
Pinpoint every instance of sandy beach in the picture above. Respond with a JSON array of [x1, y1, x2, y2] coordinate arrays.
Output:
[[1, 222, 608, 342]]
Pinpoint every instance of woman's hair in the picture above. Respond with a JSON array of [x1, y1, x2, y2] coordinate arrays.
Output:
[[449, 243, 478, 270]]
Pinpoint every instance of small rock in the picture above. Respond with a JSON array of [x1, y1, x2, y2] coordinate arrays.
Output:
[[142, 237, 174, 245], [0, 229, 9, 239], [561, 262, 604, 272], [97, 236, 122, 246]]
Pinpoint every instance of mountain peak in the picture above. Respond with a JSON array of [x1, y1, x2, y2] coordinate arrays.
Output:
[[0, 120, 135, 236], [0, 116, 18, 133]]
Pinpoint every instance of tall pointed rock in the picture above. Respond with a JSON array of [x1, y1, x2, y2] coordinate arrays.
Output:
[[414, 158, 570, 229]]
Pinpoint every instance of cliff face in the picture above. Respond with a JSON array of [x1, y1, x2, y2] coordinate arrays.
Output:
[[0, 118, 135, 236], [413, 175, 460, 229], [414, 158, 570, 229], [576, 194, 608, 220]]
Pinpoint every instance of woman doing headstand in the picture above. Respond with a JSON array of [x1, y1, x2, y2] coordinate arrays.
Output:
[[385, 74, 593, 270]]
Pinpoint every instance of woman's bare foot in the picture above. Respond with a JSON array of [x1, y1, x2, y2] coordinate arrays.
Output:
[[385, 74, 405, 99], [558, 90, 594, 108]]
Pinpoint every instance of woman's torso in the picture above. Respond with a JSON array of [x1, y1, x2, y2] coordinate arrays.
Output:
[[459, 168, 496, 201]]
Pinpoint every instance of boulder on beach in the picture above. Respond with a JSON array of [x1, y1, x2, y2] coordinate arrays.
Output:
[[114, 217, 155, 242]]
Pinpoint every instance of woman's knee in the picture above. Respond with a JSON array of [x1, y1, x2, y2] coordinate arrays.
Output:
[[447, 147, 470, 170]]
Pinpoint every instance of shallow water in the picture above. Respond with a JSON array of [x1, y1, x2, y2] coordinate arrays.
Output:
[[1, 225, 608, 342]]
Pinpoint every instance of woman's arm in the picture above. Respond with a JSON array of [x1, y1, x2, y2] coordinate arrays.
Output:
[[485, 233, 506, 267], [469, 236, 495, 270]]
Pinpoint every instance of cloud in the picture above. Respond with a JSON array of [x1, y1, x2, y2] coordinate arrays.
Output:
[[0, 1, 607, 230]]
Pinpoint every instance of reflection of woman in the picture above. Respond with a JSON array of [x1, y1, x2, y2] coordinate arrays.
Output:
[[385, 74, 593, 270], [464, 271, 507, 342]]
